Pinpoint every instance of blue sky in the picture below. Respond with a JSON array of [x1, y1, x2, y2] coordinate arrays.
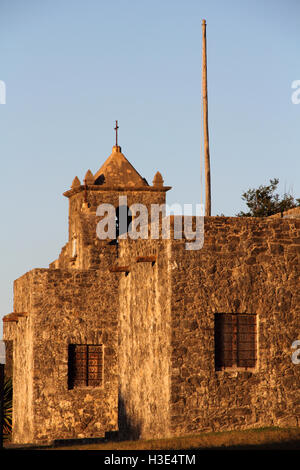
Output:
[[0, 0, 299, 330]]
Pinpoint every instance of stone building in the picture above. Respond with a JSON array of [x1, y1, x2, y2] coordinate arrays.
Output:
[[2, 141, 300, 444]]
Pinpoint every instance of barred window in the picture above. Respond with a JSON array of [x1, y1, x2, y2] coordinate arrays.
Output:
[[68, 344, 103, 389], [214, 314, 257, 370]]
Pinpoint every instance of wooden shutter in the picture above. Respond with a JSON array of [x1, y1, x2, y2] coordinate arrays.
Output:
[[215, 314, 234, 369], [237, 314, 256, 368], [68, 344, 103, 388], [74, 345, 88, 386], [68, 344, 87, 389], [215, 314, 256, 370], [87, 345, 103, 387]]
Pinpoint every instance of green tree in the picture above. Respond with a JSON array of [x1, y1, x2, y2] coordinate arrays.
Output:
[[236, 178, 300, 217]]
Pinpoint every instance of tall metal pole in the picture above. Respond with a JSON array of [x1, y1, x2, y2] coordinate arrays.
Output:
[[202, 19, 211, 216]]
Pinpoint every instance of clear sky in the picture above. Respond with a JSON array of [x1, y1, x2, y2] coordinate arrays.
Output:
[[0, 0, 299, 331]]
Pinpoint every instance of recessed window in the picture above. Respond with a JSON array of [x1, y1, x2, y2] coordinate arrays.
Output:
[[68, 344, 103, 389], [214, 314, 257, 370]]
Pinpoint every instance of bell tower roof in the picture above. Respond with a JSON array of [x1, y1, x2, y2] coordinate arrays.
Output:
[[93, 145, 148, 188], [63, 122, 172, 198]]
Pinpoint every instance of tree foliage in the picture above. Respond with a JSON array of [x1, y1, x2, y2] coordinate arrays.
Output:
[[236, 178, 300, 217]]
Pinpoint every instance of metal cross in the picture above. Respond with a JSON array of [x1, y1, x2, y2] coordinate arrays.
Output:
[[114, 120, 119, 146]]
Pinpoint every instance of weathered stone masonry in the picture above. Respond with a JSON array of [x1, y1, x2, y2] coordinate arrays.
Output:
[[117, 217, 300, 438], [5, 268, 119, 443], [3, 143, 300, 444], [169, 217, 300, 435]]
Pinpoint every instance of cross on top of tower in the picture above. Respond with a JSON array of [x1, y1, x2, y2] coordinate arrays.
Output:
[[114, 120, 119, 147]]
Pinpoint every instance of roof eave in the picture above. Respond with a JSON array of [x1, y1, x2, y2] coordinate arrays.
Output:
[[63, 185, 172, 198]]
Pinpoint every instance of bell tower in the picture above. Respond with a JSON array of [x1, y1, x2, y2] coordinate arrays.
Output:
[[57, 124, 171, 270]]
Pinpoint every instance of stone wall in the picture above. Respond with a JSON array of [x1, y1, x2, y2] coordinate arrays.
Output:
[[3, 272, 35, 442], [3, 184, 171, 444], [170, 216, 300, 435], [269, 207, 300, 219], [4, 213, 300, 443], [3, 340, 13, 379], [5, 267, 119, 444], [110, 216, 300, 439], [118, 238, 172, 439]]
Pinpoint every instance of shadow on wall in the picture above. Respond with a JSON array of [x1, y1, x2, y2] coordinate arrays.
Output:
[[118, 393, 141, 441]]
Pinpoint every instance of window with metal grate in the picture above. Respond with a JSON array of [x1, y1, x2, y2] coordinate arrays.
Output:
[[214, 314, 256, 370], [68, 344, 103, 389]]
